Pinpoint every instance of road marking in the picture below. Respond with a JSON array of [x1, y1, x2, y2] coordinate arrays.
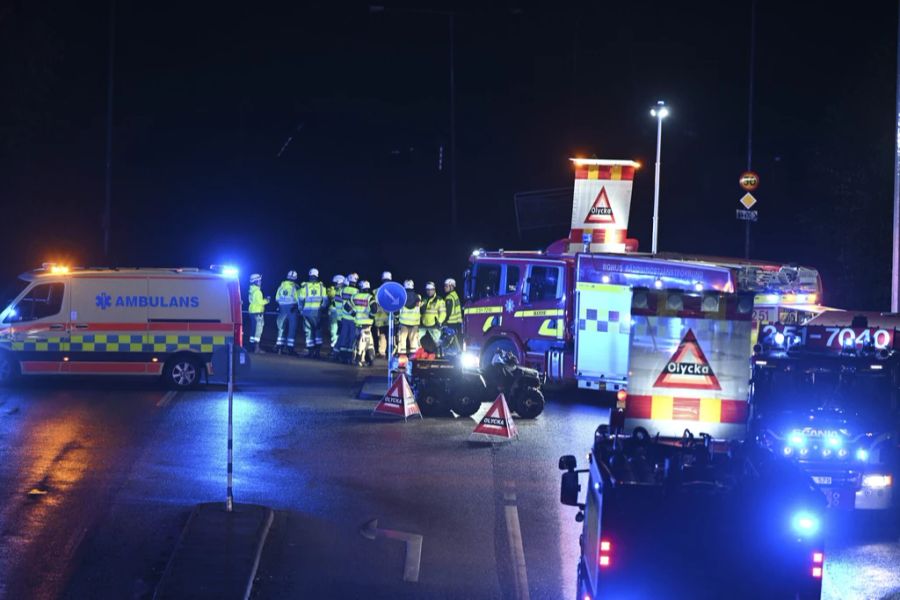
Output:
[[156, 391, 177, 408], [360, 518, 424, 582], [503, 490, 531, 600]]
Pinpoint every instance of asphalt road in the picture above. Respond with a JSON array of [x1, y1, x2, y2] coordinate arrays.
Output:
[[0, 354, 896, 599]]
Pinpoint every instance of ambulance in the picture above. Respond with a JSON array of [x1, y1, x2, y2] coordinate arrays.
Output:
[[0, 264, 243, 389]]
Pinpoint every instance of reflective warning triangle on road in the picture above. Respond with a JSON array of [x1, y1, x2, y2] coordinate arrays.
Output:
[[584, 186, 616, 224], [469, 394, 518, 443], [653, 328, 722, 390], [373, 373, 422, 420]]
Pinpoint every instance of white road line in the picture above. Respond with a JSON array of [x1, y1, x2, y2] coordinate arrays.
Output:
[[504, 492, 531, 600], [156, 391, 177, 408]]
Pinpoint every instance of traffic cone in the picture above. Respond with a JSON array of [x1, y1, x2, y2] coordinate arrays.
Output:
[[469, 394, 518, 443], [372, 373, 422, 421]]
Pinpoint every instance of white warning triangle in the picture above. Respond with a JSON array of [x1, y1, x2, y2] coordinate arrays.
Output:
[[584, 186, 616, 224], [469, 394, 518, 443], [373, 374, 422, 420]]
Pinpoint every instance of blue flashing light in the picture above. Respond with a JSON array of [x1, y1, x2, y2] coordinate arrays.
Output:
[[774, 332, 786, 346], [222, 266, 239, 278], [826, 436, 842, 449], [788, 432, 805, 447], [842, 337, 855, 348], [856, 448, 869, 462], [791, 511, 820, 537]]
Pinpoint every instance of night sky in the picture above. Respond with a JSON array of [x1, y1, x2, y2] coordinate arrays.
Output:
[[0, 1, 896, 309]]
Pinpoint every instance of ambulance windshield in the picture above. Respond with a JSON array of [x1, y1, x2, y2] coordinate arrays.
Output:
[[0, 279, 29, 314]]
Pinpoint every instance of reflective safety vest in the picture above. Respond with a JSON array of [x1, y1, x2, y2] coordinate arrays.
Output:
[[398, 298, 421, 327], [445, 290, 462, 324], [276, 280, 298, 306], [353, 292, 375, 326], [298, 281, 325, 315], [248, 284, 267, 314], [373, 285, 390, 327], [421, 294, 446, 328], [340, 285, 359, 320], [328, 286, 341, 317]]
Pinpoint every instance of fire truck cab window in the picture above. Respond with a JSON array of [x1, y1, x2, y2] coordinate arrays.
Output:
[[474, 264, 502, 299], [505, 266, 520, 294], [526, 265, 562, 303], [5, 283, 65, 323]]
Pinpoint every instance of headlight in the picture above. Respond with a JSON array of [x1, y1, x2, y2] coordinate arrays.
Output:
[[862, 474, 893, 489], [791, 511, 820, 536], [825, 436, 842, 449], [855, 448, 869, 462], [460, 351, 480, 370]]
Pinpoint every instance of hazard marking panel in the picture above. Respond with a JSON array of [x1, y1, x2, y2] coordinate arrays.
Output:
[[653, 329, 722, 391], [471, 394, 518, 441], [584, 187, 616, 224], [373, 374, 422, 419]]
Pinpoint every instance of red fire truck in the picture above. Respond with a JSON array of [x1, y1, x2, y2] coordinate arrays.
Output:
[[462, 159, 824, 399]]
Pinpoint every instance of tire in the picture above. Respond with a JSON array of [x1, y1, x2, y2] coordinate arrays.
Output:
[[452, 387, 483, 417], [417, 384, 450, 417], [0, 352, 19, 386], [480, 338, 520, 371], [163, 355, 202, 390], [514, 387, 545, 419]]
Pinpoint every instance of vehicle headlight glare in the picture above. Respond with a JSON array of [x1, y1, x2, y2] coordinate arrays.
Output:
[[460, 351, 480, 370]]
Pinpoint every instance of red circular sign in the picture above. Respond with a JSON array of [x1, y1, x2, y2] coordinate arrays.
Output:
[[739, 171, 760, 191]]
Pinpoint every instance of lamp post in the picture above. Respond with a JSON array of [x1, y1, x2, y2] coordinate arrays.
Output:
[[649, 100, 669, 254]]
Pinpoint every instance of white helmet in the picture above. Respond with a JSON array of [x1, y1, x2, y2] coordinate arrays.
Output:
[[360, 280, 371, 290], [382, 271, 392, 281], [250, 273, 262, 283], [444, 278, 456, 287], [332, 274, 345, 285], [404, 279, 415, 290], [347, 273, 359, 284], [287, 270, 298, 281], [425, 281, 435, 290], [309, 268, 319, 278]]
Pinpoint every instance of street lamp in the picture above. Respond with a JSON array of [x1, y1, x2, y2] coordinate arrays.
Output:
[[649, 100, 669, 254]]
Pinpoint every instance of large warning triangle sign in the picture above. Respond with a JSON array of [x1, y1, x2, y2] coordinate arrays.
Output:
[[469, 394, 518, 443], [373, 374, 423, 420], [653, 329, 722, 390], [584, 186, 616, 224]]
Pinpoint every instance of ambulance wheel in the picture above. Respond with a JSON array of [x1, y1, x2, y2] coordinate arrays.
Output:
[[418, 385, 450, 417], [0, 352, 19, 386], [514, 387, 544, 419], [481, 339, 519, 371], [452, 389, 482, 417], [163, 355, 202, 389]]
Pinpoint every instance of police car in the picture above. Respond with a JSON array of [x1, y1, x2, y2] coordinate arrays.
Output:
[[0, 264, 243, 389]]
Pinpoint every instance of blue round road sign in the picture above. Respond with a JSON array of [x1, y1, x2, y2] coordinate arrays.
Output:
[[377, 281, 407, 313]]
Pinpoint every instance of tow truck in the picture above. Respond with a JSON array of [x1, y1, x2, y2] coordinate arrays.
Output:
[[752, 312, 899, 517], [560, 426, 826, 599]]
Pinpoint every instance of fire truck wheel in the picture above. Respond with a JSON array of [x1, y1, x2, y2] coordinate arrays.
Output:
[[0, 352, 19, 386], [514, 387, 544, 419], [481, 339, 519, 371], [452, 389, 482, 417], [418, 385, 450, 417], [163, 355, 202, 390]]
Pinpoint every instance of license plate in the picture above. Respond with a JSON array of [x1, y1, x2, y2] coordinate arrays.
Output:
[[812, 476, 832, 485]]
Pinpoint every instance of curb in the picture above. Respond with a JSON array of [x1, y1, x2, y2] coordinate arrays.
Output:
[[154, 503, 274, 600]]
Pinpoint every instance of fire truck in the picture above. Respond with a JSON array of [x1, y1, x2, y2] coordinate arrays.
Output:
[[463, 158, 824, 399], [752, 311, 900, 516]]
